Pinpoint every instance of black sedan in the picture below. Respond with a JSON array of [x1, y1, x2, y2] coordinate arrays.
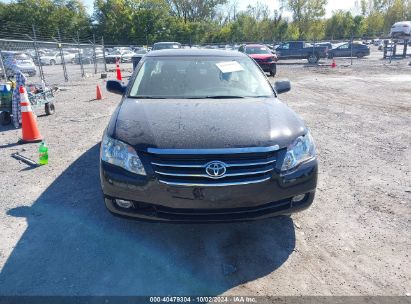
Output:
[[101, 49, 318, 222], [328, 43, 370, 58]]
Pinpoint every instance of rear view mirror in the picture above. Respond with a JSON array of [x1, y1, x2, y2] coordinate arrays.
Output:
[[274, 80, 291, 94], [106, 80, 126, 95]]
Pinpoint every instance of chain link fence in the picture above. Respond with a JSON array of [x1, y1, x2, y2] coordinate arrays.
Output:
[[0, 25, 107, 86], [1, 24, 409, 87]]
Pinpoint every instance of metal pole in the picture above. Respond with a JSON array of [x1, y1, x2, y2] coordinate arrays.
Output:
[[350, 34, 353, 66], [32, 25, 45, 84], [93, 34, 97, 74], [77, 31, 84, 77], [102, 36, 107, 72], [313, 38, 315, 59], [57, 29, 69, 82], [0, 50, 6, 79], [145, 25, 149, 46]]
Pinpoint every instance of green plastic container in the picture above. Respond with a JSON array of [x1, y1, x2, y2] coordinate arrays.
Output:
[[38, 141, 48, 165]]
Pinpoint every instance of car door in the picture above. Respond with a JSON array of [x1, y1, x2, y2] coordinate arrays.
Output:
[[335, 43, 351, 57], [276, 42, 290, 58], [289, 42, 303, 58]]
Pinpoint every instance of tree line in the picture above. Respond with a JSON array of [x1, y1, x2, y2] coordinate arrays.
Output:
[[0, 0, 410, 45]]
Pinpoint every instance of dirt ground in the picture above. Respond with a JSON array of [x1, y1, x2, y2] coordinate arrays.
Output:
[[0, 50, 410, 296]]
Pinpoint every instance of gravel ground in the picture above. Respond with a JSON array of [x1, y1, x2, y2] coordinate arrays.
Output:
[[0, 51, 410, 296]]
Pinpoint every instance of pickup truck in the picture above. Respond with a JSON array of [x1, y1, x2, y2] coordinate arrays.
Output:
[[275, 41, 328, 64]]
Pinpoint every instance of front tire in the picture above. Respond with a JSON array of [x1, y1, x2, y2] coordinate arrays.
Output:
[[270, 64, 277, 77], [307, 54, 319, 64], [357, 52, 365, 58], [45, 102, 55, 115], [50, 59, 56, 65]]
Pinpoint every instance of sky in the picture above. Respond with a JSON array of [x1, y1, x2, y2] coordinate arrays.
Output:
[[1, 0, 358, 18]]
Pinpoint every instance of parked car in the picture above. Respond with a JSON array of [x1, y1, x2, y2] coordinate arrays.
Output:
[[39, 51, 75, 65], [373, 39, 381, 46], [105, 50, 122, 63], [390, 21, 411, 38], [133, 49, 147, 55], [378, 40, 386, 50], [71, 50, 104, 64], [275, 41, 328, 63], [1, 51, 37, 77], [328, 42, 370, 58], [152, 42, 182, 50], [105, 50, 135, 63], [314, 42, 333, 51], [119, 50, 135, 62], [101, 49, 318, 222], [238, 44, 278, 76]]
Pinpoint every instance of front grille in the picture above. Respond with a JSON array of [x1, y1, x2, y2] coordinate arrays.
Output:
[[255, 58, 272, 63], [146, 146, 279, 186]]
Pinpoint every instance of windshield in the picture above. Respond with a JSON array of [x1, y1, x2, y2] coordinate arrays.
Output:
[[153, 44, 181, 50], [245, 46, 270, 54], [15, 54, 30, 60], [129, 57, 274, 99]]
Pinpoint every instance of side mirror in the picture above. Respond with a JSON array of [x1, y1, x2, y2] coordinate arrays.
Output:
[[106, 80, 126, 95], [273, 80, 291, 94]]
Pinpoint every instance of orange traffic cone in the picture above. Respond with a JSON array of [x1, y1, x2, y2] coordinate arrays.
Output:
[[19, 86, 42, 143], [116, 59, 122, 81], [96, 85, 103, 100], [331, 58, 336, 68]]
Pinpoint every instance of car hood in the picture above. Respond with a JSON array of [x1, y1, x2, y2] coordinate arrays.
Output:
[[111, 98, 306, 151], [249, 54, 274, 60]]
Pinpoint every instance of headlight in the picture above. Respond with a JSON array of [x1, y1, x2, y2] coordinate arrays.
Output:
[[281, 132, 316, 171], [101, 134, 146, 175]]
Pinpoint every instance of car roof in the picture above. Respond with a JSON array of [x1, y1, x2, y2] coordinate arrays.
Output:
[[393, 21, 411, 25], [146, 49, 247, 57], [1, 51, 24, 55], [153, 42, 181, 45], [245, 44, 266, 47]]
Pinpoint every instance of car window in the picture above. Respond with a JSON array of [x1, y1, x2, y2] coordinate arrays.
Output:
[[245, 47, 270, 54], [14, 54, 30, 60], [154, 44, 181, 50], [338, 44, 349, 49], [280, 43, 290, 49], [290, 42, 301, 48], [129, 57, 273, 99]]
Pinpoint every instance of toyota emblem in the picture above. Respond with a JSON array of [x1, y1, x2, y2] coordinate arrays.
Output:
[[205, 161, 227, 179]]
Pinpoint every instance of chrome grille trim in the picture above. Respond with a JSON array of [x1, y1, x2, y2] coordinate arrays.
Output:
[[147, 145, 280, 155], [155, 168, 273, 178], [151, 159, 276, 168], [148, 146, 279, 187], [158, 177, 271, 187]]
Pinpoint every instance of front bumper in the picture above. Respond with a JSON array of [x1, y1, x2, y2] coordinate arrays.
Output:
[[100, 158, 318, 223], [105, 57, 119, 63], [256, 61, 276, 72], [17, 67, 36, 75]]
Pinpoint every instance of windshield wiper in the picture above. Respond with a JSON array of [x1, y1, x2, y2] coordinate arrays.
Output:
[[129, 96, 167, 99], [204, 95, 245, 99]]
